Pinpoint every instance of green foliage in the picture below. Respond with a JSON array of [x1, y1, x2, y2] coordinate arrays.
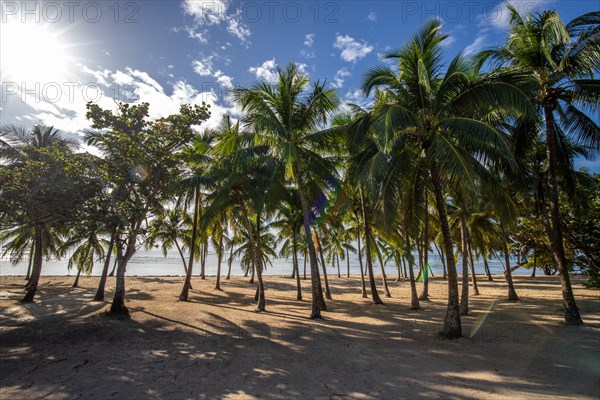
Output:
[[0, 146, 102, 232], [85, 101, 210, 235], [562, 173, 600, 287]]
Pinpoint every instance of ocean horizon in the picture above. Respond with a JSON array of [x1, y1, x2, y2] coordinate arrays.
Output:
[[1, 247, 528, 277]]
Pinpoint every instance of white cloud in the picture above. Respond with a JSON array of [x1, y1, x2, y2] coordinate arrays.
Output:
[[5, 63, 237, 136], [181, 0, 251, 45], [249, 58, 279, 83], [227, 18, 251, 44], [304, 33, 315, 47], [342, 88, 373, 110], [214, 70, 234, 89], [464, 35, 488, 56], [301, 49, 315, 59], [367, 12, 377, 22], [440, 36, 457, 48], [332, 68, 351, 89], [334, 35, 373, 63], [182, 0, 228, 25], [192, 58, 213, 76], [301, 33, 316, 59]]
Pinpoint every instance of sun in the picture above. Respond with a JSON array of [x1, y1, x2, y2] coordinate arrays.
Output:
[[1, 18, 72, 84]]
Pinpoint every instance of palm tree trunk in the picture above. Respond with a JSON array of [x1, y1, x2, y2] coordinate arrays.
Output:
[[21, 225, 43, 302], [401, 254, 408, 278], [254, 214, 266, 312], [94, 233, 115, 301], [179, 186, 200, 301], [250, 262, 255, 284], [467, 243, 480, 295], [501, 231, 519, 302], [531, 252, 537, 278], [346, 247, 350, 278], [433, 243, 445, 279], [292, 229, 302, 300], [72, 269, 82, 288], [294, 168, 326, 318], [290, 259, 296, 279], [200, 240, 207, 280], [419, 209, 430, 300], [226, 242, 233, 280], [355, 214, 368, 298], [336, 252, 341, 278], [108, 255, 117, 277], [374, 240, 391, 297], [303, 254, 307, 280], [394, 252, 401, 281], [72, 244, 92, 289], [25, 241, 34, 281], [175, 241, 192, 289], [404, 234, 420, 310], [360, 188, 383, 305], [416, 241, 424, 282], [483, 254, 493, 281], [430, 165, 461, 338], [316, 235, 332, 300], [543, 106, 583, 325], [215, 234, 223, 290], [459, 211, 470, 316], [174, 241, 188, 275]]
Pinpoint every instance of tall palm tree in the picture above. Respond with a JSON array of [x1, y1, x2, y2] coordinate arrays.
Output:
[[178, 132, 213, 302], [362, 20, 531, 338], [202, 114, 286, 311], [232, 63, 342, 319], [477, 8, 599, 325]]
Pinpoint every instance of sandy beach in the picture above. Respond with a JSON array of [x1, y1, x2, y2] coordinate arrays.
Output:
[[1, 274, 598, 399]]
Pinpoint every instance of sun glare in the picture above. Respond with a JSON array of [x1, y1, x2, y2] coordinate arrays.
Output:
[[1, 19, 72, 84]]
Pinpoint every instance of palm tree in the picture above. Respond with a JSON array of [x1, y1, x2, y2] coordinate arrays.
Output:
[[202, 114, 286, 311], [362, 20, 531, 338], [178, 132, 213, 302], [61, 226, 106, 288], [273, 191, 304, 300], [231, 63, 342, 319], [477, 8, 599, 325], [1, 124, 80, 302], [147, 208, 191, 275]]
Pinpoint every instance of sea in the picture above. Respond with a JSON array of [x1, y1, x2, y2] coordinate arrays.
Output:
[[0, 246, 526, 277]]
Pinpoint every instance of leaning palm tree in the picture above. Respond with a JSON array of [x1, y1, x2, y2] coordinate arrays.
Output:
[[362, 20, 532, 338], [231, 63, 343, 319], [61, 227, 106, 288], [477, 8, 599, 325], [147, 208, 191, 275]]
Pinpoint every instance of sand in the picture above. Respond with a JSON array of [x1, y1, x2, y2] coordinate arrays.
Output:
[[0, 273, 598, 399]]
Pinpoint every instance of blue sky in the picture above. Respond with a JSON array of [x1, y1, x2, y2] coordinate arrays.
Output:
[[0, 0, 598, 170]]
